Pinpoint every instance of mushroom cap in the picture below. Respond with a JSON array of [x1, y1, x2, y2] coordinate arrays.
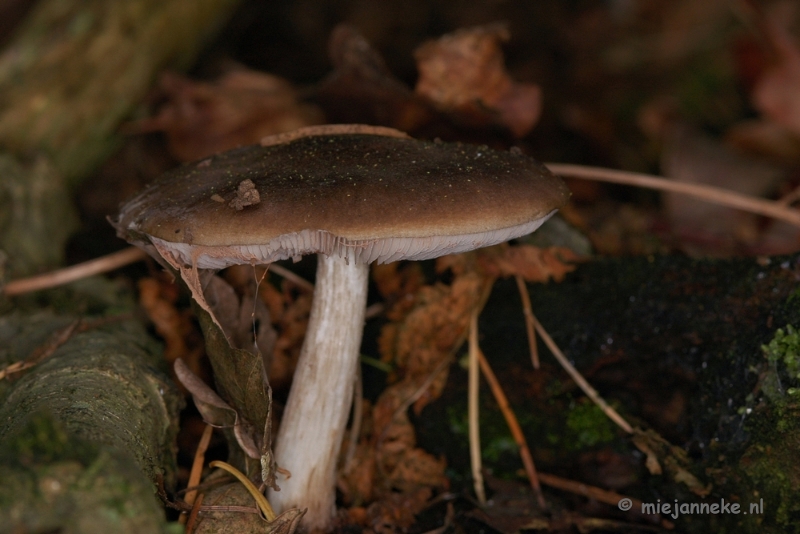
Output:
[[114, 125, 570, 269]]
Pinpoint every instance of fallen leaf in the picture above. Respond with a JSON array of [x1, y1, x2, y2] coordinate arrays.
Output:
[[316, 25, 432, 132], [476, 244, 581, 283], [414, 23, 542, 137], [128, 69, 323, 161], [138, 276, 200, 366]]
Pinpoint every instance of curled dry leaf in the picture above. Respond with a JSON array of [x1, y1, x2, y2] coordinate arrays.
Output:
[[339, 263, 485, 509], [414, 23, 542, 137], [174, 358, 260, 459], [128, 70, 324, 161], [202, 273, 276, 361]]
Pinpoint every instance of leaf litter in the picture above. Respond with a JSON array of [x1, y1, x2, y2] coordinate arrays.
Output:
[[61, 3, 800, 531]]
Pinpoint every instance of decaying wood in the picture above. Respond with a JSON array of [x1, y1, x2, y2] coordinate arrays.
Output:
[[0, 311, 183, 532]]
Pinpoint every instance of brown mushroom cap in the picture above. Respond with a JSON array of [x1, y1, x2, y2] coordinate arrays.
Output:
[[114, 126, 570, 269]]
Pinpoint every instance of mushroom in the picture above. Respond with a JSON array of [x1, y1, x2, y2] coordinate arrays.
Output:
[[113, 124, 570, 530]]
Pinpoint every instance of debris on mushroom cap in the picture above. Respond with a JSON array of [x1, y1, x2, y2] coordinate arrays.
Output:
[[113, 124, 570, 270], [228, 179, 261, 210]]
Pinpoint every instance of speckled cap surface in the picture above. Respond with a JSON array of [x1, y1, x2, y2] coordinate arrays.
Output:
[[114, 125, 570, 268]]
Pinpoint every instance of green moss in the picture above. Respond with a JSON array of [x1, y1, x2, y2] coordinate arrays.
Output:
[[762, 325, 800, 383], [564, 400, 616, 450], [0, 411, 98, 468]]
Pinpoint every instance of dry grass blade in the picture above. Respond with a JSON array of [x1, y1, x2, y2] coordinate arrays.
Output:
[[532, 314, 634, 434], [468, 308, 486, 505], [181, 424, 215, 524], [185, 492, 204, 534], [209, 461, 276, 521], [536, 472, 645, 513], [477, 347, 546, 510], [2, 247, 148, 296], [546, 163, 800, 227], [515, 275, 539, 369]]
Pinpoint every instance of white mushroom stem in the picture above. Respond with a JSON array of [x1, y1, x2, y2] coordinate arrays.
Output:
[[269, 253, 369, 529]]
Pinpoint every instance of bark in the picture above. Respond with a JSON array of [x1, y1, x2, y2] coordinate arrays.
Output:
[[0, 310, 183, 533], [0, 0, 241, 186]]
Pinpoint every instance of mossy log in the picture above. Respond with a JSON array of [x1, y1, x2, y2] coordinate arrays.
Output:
[[0, 0, 241, 186], [0, 310, 183, 533]]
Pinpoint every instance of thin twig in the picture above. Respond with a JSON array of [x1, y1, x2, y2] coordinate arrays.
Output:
[[537, 471, 646, 513], [532, 314, 634, 434], [468, 308, 486, 505], [477, 348, 546, 510], [267, 263, 314, 292], [181, 424, 215, 524], [0, 320, 80, 381], [777, 183, 800, 206], [185, 492, 204, 534], [2, 247, 148, 296], [515, 275, 539, 369], [546, 163, 800, 227]]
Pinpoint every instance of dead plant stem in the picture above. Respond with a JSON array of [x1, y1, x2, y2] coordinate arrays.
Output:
[[546, 163, 800, 227], [181, 424, 214, 524], [515, 275, 540, 369], [532, 314, 634, 434], [477, 347, 547, 509], [468, 308, 486, 505]]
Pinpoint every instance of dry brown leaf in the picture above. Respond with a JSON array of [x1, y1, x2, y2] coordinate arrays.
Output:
[[128, 69, 323, 161], [363, 488, 435, 533], [385, 448, 447, 494], [338, 441, 378, 505], [316, 25, 432, 132], [267, 289, 312, 392], [138, 275, 204, 373], [476, 245, 580, 283], [138, 277, 185, 360], [202, 274, 276, 361], [379, 271, 483, 406], [414, 23, 542, 138], [372, 262, 426, 307]]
